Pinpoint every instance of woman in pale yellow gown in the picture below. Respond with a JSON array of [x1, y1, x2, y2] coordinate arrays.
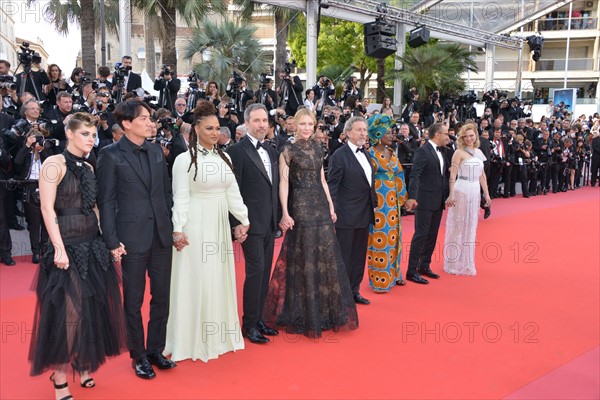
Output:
[[165, 101, 250, 362]]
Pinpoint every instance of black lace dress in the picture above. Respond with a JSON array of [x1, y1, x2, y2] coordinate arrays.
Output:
[[28, 151, 126, 376], [262, 139, 358, 338]]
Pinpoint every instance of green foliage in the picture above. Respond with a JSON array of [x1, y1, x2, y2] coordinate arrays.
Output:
[[184, 19, 267, 92], [28, 0, 119, 36], [395, 42, 478, 97], [288, 15, 395, 90]]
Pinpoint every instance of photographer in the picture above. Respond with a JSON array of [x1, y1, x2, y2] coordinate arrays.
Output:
[[512, 133, 531, 197], [524, 140, 540, 195], [13, 127, 52, 263], [154, 108, 186, 176], [277, 67, 303, 118], [112, 55, 142, 94], [401, 88, 421, 123], [217, 101, 239, 138], [14, 44, 50, 101], [226, 74, 254, 123], [407, 111, 422, 139], [507, 98, 522, 122], [96, 66, 112, 90], [42, 90, 73, 148], [255, 76, 277, 112], [43, 64, 71, 107], [396, 122, 417, 165], [312, 76, 336, 117], [573, 138, 588, 188], [534, 129, 553, 194], [489, 127, 513, 198], [154, 64, 181, 113], [341, 76, 363, 103], [0, 133, 15, 265], [69, 67, 88, 99], [0, 61, 19, 115], [422, 90, 442, 127], [92, 91, 115, 151], [549, 131, 564, 192]]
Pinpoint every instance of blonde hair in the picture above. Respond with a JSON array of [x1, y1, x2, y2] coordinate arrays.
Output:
[[456, 123, 480, 149], [294, 107, 317, 126]]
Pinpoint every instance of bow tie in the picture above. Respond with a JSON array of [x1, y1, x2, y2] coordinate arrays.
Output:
[[436, 146, 442, 152], [355, 147, 365, 154], [135, 143, 149, 153], [256, 141, 264, 150]]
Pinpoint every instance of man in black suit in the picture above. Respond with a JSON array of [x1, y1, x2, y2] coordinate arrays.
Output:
[[404, 123, 451, 285], [478, 131, 492, 218], [227, 103, 280, 344], [328, 116, 377, 305], [15, 63, 50, 101], [277, 70, 303, 118], [226, 77, 254, 124], [0, 134, 15, 265], [407, 111, 422, 140], [97, 99, 176, 380], [112, 56, 142, 94], [489, 127, 514, 198], [153, 65, 180, 113]]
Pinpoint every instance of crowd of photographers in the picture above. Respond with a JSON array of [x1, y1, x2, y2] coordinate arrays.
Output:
[[1, 50, 599, 266]]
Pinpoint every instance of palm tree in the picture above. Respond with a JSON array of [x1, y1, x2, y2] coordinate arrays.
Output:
[[184, 19, 267, 93], [395, 42, 478, 97], [233, 0, 301, 88], [132, 0, 228, 73], [28, 0, 120, 74]]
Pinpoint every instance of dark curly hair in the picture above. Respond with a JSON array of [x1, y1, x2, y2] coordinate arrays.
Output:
[[188, 100, 235, 181]]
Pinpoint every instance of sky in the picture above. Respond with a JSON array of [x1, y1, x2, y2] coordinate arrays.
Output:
[[10, 0, 81, 75]]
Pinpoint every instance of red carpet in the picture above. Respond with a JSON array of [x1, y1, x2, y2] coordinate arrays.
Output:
[[1, 188, 599, 399]]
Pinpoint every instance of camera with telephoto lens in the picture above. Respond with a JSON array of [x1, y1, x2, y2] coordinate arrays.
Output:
[[72, 103, 90, 113], [18, 42, 42, 69], [231, 71, 243, 87], [158, 117, 175, 131], [153, 131, 172, 148], [323, 113, 336, 125], [37, 118, 56, 132], [0, 75, 16, 91]]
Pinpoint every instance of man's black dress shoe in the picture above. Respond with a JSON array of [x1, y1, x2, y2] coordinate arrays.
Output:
[[242, 327, 269, 344], [418, 268, 440, 279], [406, 273, 429, 284], [257, 320, 279, 336], [132, 358, 156, 379], [147, 353, 176, 369], [32, 252, 40, 264], [483, 207, 491, 219], [353, 293, 371, 305], [1, 256, 16, 266]]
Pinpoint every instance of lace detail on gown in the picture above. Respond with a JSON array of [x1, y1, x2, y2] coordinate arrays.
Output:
[[443, 150, 485, 276], [262, 140, 358, 337]]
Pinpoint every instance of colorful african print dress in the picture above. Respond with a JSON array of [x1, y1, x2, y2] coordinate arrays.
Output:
[[366, 148, 408, 292]]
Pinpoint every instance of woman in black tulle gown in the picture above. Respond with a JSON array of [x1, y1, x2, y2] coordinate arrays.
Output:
[[30, 113, 126, 400], [262, 108, 358, 338]]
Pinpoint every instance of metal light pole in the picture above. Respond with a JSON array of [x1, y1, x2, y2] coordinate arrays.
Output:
[[100, 0, 106, 66], [119, 0, 132, 57]]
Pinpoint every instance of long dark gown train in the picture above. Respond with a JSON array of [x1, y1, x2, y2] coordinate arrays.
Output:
[[262, 140, 358, 338], [28, 151, 126, 376]]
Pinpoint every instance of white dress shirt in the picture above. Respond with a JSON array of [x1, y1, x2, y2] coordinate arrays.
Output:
[[347, 141, 372, 186], [429, 141, 445, 175], [246, 134, 272, 182]]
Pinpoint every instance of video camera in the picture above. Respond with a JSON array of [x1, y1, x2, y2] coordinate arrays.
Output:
[[17, 42, 42, 69], [283, 59, 297, 76], [113, 62, 131, 84], [187, 71, 203, 89]]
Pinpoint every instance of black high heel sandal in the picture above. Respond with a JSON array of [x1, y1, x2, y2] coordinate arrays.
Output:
[[71, 363, 95, 388], [49, 373, 73, 400]]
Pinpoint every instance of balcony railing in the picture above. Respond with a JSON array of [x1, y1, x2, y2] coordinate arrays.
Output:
[[475, 60, 529, 72], [535, 58, 595, 71], [526, 17, 598, 31]]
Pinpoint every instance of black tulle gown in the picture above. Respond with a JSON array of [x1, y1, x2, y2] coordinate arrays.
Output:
[[28, 151, 126, 376], [262, 139, 358, 338]]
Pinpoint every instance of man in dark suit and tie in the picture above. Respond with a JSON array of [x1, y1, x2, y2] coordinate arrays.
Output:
[[97, 99, 176, 379], [227, 103, 280, 344], [328, 116, 377, 305], [404, 123, 451, 285]]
